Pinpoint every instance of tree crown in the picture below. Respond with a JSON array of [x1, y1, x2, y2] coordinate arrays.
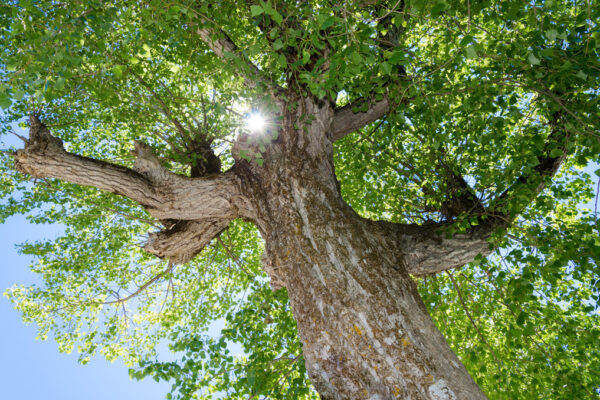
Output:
[[1, 0, 599, 398]]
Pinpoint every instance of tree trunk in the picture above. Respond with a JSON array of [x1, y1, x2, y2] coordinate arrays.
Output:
[[246, 98, 487, 399], [15, 102, 494, 399]]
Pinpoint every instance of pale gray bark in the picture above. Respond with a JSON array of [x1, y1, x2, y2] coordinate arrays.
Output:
[[14, 116, 249, 265], [244, 97, 487, 399], [144, 218, 230, 264], [383, 221, 494, 277]]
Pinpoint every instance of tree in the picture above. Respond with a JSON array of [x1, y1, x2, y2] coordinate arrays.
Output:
[[1, 0, 599, 399]]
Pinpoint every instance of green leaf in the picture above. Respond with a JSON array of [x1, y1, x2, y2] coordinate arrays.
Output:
[[465, 45, 477, 60], [0, 92, 11, 109], [317, 14, 335, 30], [112, 65, 125, 77], [545, 29, 558, 41], [388, 50, 407, 65], [271, 10, 283, 25], [277, 53, 287, 68], [380, 62, 392, 75], [13, 90, 25, 101], [302, 50, 311, 65], [250, 5, 264, 16], [516, 312, 527, 326], [549, 148, 563, 158], [272, 39, 284, 51], [55, 77, 66, 90], [528, 53, 541, 65], [430, 1, 448, 17]]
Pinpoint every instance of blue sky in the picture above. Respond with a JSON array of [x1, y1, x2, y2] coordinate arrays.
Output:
[[0, 215, 172, 400], [0, 131, 172, 399]]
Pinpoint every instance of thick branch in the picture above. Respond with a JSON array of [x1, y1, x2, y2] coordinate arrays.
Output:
[[142, 131, 228, 264], [144, 219, 229, 264], [331, 98, 390, 141], [14, 116, 245, 222], [15, 116, 165, 209], [392, 221, 495, 276]]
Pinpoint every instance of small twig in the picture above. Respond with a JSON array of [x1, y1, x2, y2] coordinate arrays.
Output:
[[102, 262, 174, 305], [594, 176, 600, 230], [217, 236, 253, 276]]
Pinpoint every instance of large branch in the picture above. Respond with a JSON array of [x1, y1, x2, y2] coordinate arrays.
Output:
[[331, 98, 390, 141], [388, 221, 495, 277], [14, 116, 244, 222], [384, 112, 569, 276], [144, 218, 230, 264], [15, 117, 165, 209]]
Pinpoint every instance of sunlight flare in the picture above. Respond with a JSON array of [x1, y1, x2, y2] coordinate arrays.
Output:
[[245, 112, 266, 133]]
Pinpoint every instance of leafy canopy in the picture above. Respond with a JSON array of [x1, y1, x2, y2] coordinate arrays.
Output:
[[1, 0, 599, 399]]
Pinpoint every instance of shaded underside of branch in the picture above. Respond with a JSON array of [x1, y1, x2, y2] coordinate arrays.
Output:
[[144, 218, 230, 264], [13, 116, 251, 266], [385, 220, 496, 277]]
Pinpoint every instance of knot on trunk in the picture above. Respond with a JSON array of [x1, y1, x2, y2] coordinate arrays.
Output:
[[132, 141, 171, 182], [27, 115, 64, 151], [189, 140, 222, 178]]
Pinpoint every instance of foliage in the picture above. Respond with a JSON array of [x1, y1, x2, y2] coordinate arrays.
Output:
[[1, 0, 599, 399]]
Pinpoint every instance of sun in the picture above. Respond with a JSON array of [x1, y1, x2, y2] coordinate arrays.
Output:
[[245, 112, 266, 133]]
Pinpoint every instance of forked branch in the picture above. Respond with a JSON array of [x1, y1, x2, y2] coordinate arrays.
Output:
[[14, 116, 245, 222], [103, 262, 174, 305]]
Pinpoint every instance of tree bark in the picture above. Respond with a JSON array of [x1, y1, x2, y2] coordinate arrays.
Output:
[[259, 188, 486, 399], [243, 98, 487, 399]]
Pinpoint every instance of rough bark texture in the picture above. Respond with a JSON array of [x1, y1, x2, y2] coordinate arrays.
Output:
[[16, 102, 492, 399], [386, 222, 494, 277], [14, 117, 247, 222], [144, 218, 230, 264]]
